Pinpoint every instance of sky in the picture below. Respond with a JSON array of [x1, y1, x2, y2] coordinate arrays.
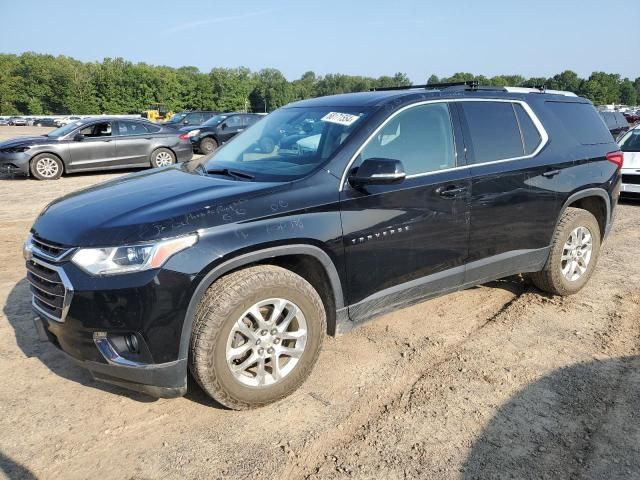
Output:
[[0, 0, 638, 82]]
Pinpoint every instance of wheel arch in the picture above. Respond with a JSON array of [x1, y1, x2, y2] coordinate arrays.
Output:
[[558, 188, 611, 240], [178, 244, 345, 360]]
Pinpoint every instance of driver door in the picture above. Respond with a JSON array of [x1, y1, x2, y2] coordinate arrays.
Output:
[[217, 115, 244, 144], [340, 102, 471, 321], [67, 121, 118, 171]]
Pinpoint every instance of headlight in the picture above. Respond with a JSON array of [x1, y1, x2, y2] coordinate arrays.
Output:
[[187, 129, 200, 138], [7, 146, 30, 153], [71, 234, 197, 276]]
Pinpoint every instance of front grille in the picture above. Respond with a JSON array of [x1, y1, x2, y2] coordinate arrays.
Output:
[[26, 257, 73, 322], [31, 235, 73, 261], [622, 174, 640, 185]]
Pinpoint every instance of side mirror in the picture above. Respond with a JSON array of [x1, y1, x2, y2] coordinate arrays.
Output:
[[220, 123, 227, 130], [74, 133, 85, 142], [183, 119, 189, 125], [348, 158, 406, 188]]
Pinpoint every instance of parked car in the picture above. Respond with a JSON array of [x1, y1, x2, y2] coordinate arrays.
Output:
[[600, 111, 630, 139], [32, 118, 59, 127], [624, 111, 640, 125], [0, 117, 193, 179], [25, 84, 621, 409], [54, 116, 82, 127], [0, 118, 9, 126], [163, 111, 217, 129], [7, 116, 28, 126], [180, 113, 263, 154], [618, 125, 640, 196]]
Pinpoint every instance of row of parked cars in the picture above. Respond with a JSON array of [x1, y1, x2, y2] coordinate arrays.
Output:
[[0, 112, 264, 179]]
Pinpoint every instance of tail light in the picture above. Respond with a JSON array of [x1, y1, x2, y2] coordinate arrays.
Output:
[[606, 151, 624, 169], [178, 133, 189, 141]]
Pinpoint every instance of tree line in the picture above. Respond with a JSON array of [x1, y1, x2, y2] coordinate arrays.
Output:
[[0, 52, 638, 116]]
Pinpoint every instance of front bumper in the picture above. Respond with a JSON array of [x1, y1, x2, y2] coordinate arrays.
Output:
[[27, 249, 194, 398], [0, 152, 30, 175], [35, 315, 187, 397], [621, 170, 640, 194]]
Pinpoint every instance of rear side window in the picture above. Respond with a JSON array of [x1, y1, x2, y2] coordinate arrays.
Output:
[[514, 104, 542, 155], [547, 102, 613, 145], [614, 112, 629, 128], [360, 103, 455, 175], [146, 124, 161, 133], [601, 112, 616, 129], [117, 121, 150, 135], [459, 102, 524, 163]]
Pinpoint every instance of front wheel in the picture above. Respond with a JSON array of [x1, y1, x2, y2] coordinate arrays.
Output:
[[189, 265, 326, 410], [198, 137, 217, 155], [150, 148, 176, 168], [531, 207, 601, 296], [30, 154, 63, 180]]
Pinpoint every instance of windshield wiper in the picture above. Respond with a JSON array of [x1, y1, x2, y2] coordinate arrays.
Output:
[[206, 167, 255, 180]]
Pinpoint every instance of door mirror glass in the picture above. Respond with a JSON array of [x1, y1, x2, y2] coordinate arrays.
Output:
[[348, 157, 406, 188], [74, 133, 85, 141]]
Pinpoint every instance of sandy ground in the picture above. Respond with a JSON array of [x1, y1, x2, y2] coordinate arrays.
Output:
[[0, 126, 639, 480]]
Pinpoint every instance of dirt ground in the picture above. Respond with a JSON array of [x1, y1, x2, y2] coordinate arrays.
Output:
[[1, 126, 639, 480]]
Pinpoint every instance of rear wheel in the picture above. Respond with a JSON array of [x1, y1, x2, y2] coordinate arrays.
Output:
[[30, 154, 63, 180], [198, 137, 217, 155], [189, 265, 326, 410], [150, 148, 175, 168], [531, 207, 601, 296]]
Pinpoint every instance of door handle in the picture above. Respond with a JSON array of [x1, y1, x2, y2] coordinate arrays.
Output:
[[541, 169, 560, 178], [436, 185, 467, 198]]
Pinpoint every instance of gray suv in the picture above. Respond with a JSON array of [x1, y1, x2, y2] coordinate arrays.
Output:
[[0, 117, 193, 180]]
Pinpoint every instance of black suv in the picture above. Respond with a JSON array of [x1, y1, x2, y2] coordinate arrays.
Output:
[[163, 111, 217, 129], [25, 83, 622, 409], [600, 110, 630, 139], [179, 113, 263, 154]]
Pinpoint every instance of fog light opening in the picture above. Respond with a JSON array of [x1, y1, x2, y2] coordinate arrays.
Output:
[[124, 334, 139, 353]]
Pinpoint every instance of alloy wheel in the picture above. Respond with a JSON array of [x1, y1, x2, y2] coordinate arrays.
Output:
[[561, 226, 593, 281], [155, 151, 173, 167], [35, 157, 59, 178], [225, 298, 308, 387]]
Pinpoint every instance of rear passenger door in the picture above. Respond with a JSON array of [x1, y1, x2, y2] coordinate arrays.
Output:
[[114, 121, 154, 166], [341, 102, 471, 320], [456, 100, 562, 283], [218, 115, 244, 143]]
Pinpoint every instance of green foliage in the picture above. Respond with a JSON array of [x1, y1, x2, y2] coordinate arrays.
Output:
[[0, 52, 637, 115]]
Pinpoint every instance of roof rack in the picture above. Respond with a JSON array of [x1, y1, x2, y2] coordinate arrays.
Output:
[[371, 81, 481, 92], [370, 81, 577, 97]]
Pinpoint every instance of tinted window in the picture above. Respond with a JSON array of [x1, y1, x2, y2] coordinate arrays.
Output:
[[117, 121, 150, 136], [186, 113, 203, 124], [80, 122, 112, 137], [360, 103, 455, 175], [459, 102, 523, 163], [546, 102, 613, 145], [146, 123, 161, 133], [514, 104, 542, 155], [225, 115, 243, 128], [601, 112, 616, 128], [614, 112, 629, 128], [245, 115, 260, 126]]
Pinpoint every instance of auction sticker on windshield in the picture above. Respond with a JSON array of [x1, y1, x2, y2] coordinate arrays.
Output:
[[321, 112, 360, 126]]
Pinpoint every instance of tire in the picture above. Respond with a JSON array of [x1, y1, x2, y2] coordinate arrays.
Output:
[[30, 153, 63, 180], [189, 265, 326, 410], [36, 123, 42, 127], [150, 148, 176, 168], [198, 137, 217, 155], [531, 207, 601, 296]]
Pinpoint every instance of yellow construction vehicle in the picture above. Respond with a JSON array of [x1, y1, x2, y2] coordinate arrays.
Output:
[[141, 103, 173, 122]]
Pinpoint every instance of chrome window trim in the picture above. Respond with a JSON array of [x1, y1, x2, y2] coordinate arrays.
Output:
[[340, 98, 549, 190], [28, 256, 74, 323]]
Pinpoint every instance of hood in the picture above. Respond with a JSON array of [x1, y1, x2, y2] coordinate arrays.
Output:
[[0, 136, 56, 149], [179, 125, 208, 133], [31, 165, 284, 247]]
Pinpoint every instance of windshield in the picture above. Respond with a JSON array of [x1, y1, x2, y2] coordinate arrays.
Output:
[[204, 107, 370, 181], [46, 121, 83, 138], [165, 113, 187, 124], [203, 114, 229, 126]]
